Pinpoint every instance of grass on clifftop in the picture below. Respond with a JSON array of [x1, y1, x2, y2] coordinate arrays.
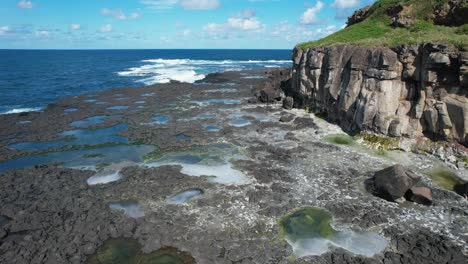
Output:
[[299, 0, 467, 49]]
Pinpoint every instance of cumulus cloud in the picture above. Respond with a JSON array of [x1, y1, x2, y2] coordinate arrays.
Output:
[[331, 0, 361, 9], [140, 0, 219, 10], [204, 9, 264, 35], [101, 8, 141, 20], [99, 24, 113, 33], [228, 10, 262, 30], [0, 26, 10, 36], [18, 0, 33, 9], [300, 1, 324, 25], [70, 24, 81, 30]]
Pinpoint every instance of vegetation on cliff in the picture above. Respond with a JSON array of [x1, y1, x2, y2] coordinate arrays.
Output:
[[299, 0, 467, 49]]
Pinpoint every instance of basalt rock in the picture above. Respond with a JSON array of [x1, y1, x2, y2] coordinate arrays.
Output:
[[368, 164, 421, 202], [405, 187, 433, 205], [287, 44, 468, 146]]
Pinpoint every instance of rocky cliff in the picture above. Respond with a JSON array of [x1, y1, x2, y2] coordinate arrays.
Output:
[[285, 43, 467, 146]]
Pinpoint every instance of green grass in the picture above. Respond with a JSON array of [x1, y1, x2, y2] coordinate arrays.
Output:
[[299, 0, 467, 49]]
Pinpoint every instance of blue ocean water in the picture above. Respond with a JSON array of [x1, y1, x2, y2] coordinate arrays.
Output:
[[0, 49, 292, 114]]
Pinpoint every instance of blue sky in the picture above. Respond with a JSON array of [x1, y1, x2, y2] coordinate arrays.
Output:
[[0, 0, 376, 49]]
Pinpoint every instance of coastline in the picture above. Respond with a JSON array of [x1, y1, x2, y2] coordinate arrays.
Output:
[[0, 68, 467, 263]]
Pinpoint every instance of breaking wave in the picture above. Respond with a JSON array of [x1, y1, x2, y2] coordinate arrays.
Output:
[[117, 58, 291, 85]]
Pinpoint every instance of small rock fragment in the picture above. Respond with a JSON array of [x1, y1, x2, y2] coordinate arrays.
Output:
[[405, 187, 433, 205]]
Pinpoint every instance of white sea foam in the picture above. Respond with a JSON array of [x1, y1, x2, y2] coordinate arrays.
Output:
[[117, 58, 291, 85], [1, 107, 42, 115]]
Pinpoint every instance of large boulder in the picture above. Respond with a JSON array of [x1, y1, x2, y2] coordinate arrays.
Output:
[[371, 164, 421, 202]]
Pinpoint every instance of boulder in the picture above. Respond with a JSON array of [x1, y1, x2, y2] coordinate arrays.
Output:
[[346, 5, 372, 27], [279, 114, 294, 123], [371, 164, 421, 202], [405, 187, 433, 205], [282, 96, 294, 110]]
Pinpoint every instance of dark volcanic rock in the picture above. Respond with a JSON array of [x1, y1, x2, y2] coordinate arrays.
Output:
[[287, 43, 468, 146], [405, 186, 433, 205], [282, 96, 294, 110], [368, 164, 421, 202], [384, 228, 467, 264], [279, 114, 294, 123], [346, 5, 372, 27], [454, 182, 468, 197]]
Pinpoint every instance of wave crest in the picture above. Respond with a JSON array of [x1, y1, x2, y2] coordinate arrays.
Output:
[[117, 58, 291, 85]]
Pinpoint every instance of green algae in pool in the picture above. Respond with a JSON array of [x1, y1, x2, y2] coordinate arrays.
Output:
[[279, 207, 388, 257], [325, 134, 354, 145], [425, 166, 464, 191], [280, 207, 336, 241], [87, 239, 195, 264]]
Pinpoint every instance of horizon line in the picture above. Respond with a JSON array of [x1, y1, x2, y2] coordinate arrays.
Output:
[[0, 48, 293, 51]]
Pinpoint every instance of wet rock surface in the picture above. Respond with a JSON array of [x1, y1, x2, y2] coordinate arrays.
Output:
[[0, 69, 467, 263]]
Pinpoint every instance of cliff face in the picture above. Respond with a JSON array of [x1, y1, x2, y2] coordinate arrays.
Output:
[[287, 44, 468, 145]]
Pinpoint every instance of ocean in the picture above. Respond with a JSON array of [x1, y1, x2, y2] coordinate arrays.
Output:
[[0, 49, 291, 114]]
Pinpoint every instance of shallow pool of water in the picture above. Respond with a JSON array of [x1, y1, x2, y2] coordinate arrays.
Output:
[[109, 201, 145, 219], [325, 134, 355, 145], [71, 115, 121, 128], [205, 125, 221, 132], [205, 88, 237, 93], [280, 207, 387, 258], [0, 145, 155, 173], [167, 189, 204, 204], [145, 144, 249, 185], [0, 215, 10, 227], [17, 121, 32, 124], [150, 115, 170, 125], [8, 124, 129, 151], [229, 120, 251, 127], [87, 171, 122, 185], [425, 166, 464, 191], [64, 108, 78, 113], [176, 134, 191, 140], [192, 99, 241, 105], [106, 106, 129, 111], [87, 239, 195, 264]]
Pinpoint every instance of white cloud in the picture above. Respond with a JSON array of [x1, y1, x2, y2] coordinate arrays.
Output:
[[70, 24, 81, 30], [18, 0, 33, 9], [101, 8, 141, 20], [99, 24, 113, 33], [228, 12, 262, 30], [0, 26, 10, 36], [204, 9, 264, 34], [300, 1, 324, 25], [140, 0, 218, 10], [180, 29, 192, 36], [331, 0, 361, 9], [269, 21, 339, 43], [180, 0, 219, 10], [35, 30, 50, 38]]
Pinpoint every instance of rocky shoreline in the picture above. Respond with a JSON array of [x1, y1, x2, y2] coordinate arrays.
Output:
[[0, 69, 467, 263]]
